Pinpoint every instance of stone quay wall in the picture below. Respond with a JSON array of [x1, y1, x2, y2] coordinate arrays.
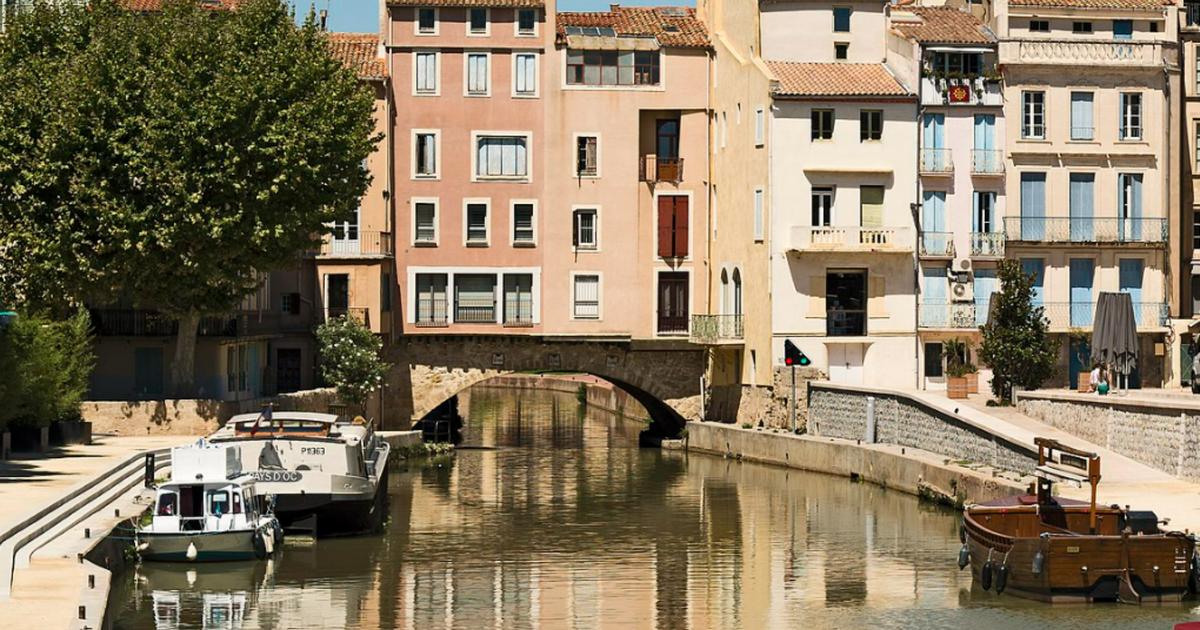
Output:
[[807, 383, 1038, 475], [82, 388, 338, 437], [1017, 392, 1200, 481]]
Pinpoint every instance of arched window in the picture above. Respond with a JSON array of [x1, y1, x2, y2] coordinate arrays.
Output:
[[720, 269, 730, 315], [732, 268, 743, 316]]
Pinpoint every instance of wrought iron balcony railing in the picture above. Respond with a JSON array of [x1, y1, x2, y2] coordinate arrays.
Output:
[[971, 150, 1004, 175], [919, 232, 955, 257], [1004, 217, 1167, 244], [689, 314, 744, 344], [319, 231, 394, 257], [970, 232, 1005, 257], [89, 309, 239, 337], [919, 301, 985, 329], [639, 156, 684, 184], [919, 148, 953, 175], [1037, 301, 1166, 330], [325, 306, 370, 328]]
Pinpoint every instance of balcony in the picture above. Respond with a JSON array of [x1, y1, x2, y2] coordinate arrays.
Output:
[[789, 225, 915, 254], [325, 306, 370, 328], [1039, 301, 1166, 330], [971, 150, 1004, 176], [89, 309, 239, 337], [1003, 217, 1167, 245], [318, 231, 393, 258], [689, 314, 744, 345], [919, 232, 955, 258], [999, 40, 1167, 67], [970, 232, 1005, 258], [919, 148, 953, 176], [919, 77, 1002, 107], [1185, 2, 1200, 30], [639, 155, 684, 184], [919, 302, 984, 329]]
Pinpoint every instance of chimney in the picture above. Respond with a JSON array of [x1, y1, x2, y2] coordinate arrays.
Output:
[[319, 9, 328, 31]]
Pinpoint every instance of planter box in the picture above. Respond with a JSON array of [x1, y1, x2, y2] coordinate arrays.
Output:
[[1077, 380, 1091, 393], [51, 420, 92, 446], [947, 376, 969, 399], [965, 372, 979, 394]]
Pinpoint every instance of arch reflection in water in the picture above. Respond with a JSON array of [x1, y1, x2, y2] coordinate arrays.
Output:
[[114, 388, 1200, 629]]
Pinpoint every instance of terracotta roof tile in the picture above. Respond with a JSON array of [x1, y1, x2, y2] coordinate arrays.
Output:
[[1008, 0, 1171, 9], [387, 0, 543, 8], [328, 33, 387, 81], [556, 6, 709, 49], [767, 61, 911, 98], [890, 7, 995, 45]]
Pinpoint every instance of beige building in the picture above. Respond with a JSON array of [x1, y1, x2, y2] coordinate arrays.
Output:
[[994, 0, 1178, 388], [1177, 0, 1200, 386], [696, 0, 775, 423]]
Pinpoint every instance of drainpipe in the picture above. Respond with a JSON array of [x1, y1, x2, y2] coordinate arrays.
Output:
[[1163, 61, 1174, 384], [913, 46, 923, 391]]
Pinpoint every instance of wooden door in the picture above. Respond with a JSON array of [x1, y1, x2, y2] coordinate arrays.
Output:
[[657, 272, 689, 334]]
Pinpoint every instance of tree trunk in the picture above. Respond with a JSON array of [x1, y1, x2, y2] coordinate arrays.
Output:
[[171, 310, 201, 398]]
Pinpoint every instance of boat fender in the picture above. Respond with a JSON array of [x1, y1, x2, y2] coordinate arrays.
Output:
[[186, 542, 198, 562], [980, 560, 994, 591], [136, 541, 150, 553], [957, 545, 970, 570], [1032, 550, 1045, 576], [253, 530, 267, 560], [959, 525, 965, 544], [263, 528, 275, 556], [995, 564, 1009, 594]]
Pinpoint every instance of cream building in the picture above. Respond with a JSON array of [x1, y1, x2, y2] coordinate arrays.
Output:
[[764, 0, 920, 387], [994, 0, 1178, 388], [1176, 0, 1199, 387]]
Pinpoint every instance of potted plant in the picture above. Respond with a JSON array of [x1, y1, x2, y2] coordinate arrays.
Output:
[[964, 359, 980, 395], [943, 338, 970, 400], [1068, 329, 1091, 393]]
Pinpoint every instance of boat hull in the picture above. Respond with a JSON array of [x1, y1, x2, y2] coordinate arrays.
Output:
[[275, 463, 390, 537], [139, 529, 267, 563]]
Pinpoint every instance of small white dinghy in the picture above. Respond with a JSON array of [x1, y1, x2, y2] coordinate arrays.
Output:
[[138, 441, 283, 562]]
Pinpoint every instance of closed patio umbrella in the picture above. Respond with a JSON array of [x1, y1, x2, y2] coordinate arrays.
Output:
[[1091, 292, 1138, 382]]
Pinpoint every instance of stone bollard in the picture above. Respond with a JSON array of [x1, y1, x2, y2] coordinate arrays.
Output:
[[38, 426, 49, 453]]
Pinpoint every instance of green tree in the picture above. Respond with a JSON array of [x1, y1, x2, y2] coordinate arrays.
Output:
[[0, 0, 377, 395], [315, 315, 388, 410], [978, 259, 1059, 401], [0, 309, 95, 430]]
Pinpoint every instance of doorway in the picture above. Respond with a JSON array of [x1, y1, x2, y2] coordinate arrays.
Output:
[[828, 344, 864, 385], [657, 272, 689, 335], [326, 273, 350, 319], [276, 348, 302, 394]]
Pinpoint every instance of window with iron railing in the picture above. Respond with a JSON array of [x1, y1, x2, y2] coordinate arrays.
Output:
[[415, 273, 448, 326], [503, 274, 534, 326], [454, 274, 495, 323]]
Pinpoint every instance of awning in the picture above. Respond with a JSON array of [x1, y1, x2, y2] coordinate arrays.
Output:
[[1091, 292, 1138, 376], [925, 46, 993, 53]]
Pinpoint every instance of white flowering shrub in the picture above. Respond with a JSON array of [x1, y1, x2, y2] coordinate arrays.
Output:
[[315, 315, 389, 407]]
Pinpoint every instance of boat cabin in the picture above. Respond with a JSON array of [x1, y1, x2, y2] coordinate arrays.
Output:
[[150, 479, 265, 534]]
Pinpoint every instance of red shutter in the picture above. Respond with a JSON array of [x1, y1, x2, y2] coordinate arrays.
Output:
[[673, 196, 689, 258], [657, 196, 674, 258]]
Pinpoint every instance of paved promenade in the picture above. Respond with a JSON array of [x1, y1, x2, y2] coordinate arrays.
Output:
[[0, 436, 190, 630]]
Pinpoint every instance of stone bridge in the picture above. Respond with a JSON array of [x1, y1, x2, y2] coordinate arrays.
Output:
[[383, 335, 707, 433]]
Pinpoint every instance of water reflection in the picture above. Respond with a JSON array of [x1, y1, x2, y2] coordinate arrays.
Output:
[[113, 388, 1199, 629]]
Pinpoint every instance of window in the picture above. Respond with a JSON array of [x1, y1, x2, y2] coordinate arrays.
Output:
[[974, 191, 995, 233], [415, 52, 438, 94], [465, 202, 489, 244], [1029, 19, 1049, 32], [512, 202, 535, 245], [860, 110, 882, 141], [826, 270, 867, 336], [754, 108, 765, 146], [573, 208, 598, 249], [833, 7, 851, 32], [466, 53, 489, 96], [928, 51, 981, 75], [576, 135, 598, 176], [573, 274, 601, 319], [455, 274, 496, 323], [469, 8, 487, 34], [415, 274, 448, 326], [417, 7, 436, 33], [414, 132, 438, 177], [812, 109, 834, 140], [1072, 21, 1092, 33], [1195, 121, 1200, 167], [1194, 210, 1200, 247], [381, 273, 392, 312], [812, 188, 833, 227], [281, 292, 299, 315], [753, 189, 764, 241], [1113, 19, 1132, 40], [1022, 91, 1045, 139], [517, 9, 536, 35], [514, 53, 537, 96], [414, 201, 437, 244], [657, 195, 689, 258], [1070, 92, 1093, 140], [1150, 21, 1158, 32], [475, 136, 528, 179], [1120, 92, 1142, 140], [860, 186, 884, 228], [566, 50, 660, 86], [834, 43, 849, 60], [503, 274, 533, 325]]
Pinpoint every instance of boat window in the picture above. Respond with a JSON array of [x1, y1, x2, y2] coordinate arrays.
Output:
[[208, 490, 230, 516], [231, 491, 242, 514], [156, 492, 177, 516]]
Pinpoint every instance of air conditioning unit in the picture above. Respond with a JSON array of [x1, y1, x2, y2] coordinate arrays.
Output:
[[956, 258, 973, 272], [951, 278, 975, 302]]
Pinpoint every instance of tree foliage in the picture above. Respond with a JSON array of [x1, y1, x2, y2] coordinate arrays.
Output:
[[315, 315, 388, 409], [0, 309, 95, 430], [0, 0, 378, 392], [978, 259, 1059, 401]]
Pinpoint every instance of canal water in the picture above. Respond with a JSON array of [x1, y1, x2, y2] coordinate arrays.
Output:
[[111, 387, 1199, 629]]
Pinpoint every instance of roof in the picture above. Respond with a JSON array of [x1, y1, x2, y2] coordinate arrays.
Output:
[[556, 6, 709, 49], [890, 7, 995, 45], [766, 61, 910, 98], [386, 0, 543, 7], [328, 33, 387, 81], [1007, 0, 1171, 9]]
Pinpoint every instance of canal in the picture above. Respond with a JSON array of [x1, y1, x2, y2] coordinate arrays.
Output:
[[111, 386, 1197, 629]]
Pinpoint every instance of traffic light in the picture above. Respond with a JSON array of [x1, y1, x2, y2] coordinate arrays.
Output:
[[783, 340, 810, 367]]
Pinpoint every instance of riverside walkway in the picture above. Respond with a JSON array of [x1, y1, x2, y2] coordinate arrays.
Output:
[[0, 436, 189, 630]]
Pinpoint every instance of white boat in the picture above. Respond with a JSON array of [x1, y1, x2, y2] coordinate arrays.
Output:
[[138, 442, 282, 562], [208, 410, 391, 536]]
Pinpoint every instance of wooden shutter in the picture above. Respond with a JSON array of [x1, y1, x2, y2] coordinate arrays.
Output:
[[868, 274, 887, 318], [807, 276, 826, 318], [860, 186, 884, 228], [658, 196, 674, 257], [673, 196, 689, 258]]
